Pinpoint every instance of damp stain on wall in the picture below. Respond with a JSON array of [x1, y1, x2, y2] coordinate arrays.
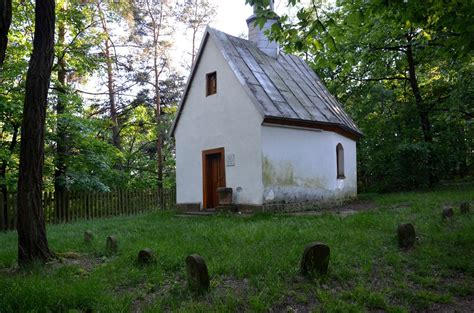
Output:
[[263, 156, 327, 188]]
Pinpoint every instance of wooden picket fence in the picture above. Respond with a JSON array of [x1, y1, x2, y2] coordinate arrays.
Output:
[[0, 188, 176, 231]]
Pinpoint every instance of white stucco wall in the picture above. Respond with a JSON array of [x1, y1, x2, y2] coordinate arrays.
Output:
[[174, 37, 264, 207], [261, 125, 357, 204]]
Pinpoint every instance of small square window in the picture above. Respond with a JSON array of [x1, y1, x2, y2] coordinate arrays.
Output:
[[206, 71, 217, 96]]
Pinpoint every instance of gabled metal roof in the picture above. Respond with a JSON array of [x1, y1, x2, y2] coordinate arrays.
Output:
[[171, 27, 362, 139]]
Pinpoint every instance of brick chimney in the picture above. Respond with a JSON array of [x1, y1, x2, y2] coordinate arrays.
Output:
[[246, 0, 279, 58]]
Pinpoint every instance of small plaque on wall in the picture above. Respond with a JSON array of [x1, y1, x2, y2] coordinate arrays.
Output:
[[226, 154, 235, 166]]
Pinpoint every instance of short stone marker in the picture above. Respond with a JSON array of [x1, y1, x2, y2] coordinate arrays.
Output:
[[185, 254, 210, 292], [300, 242, 330, 276], [460, 202, 470, 214], [106, 235, 118, 254], [442, 208, 454, 219], [138, 248, 155, 265], [397, 223, 416, 249], [84, 230, 94, 243]]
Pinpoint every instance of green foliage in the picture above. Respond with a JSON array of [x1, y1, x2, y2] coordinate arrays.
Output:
[[251, 0, 474, 191], [118, 74, 185, 189], [1, 0, 184, 195], [0, 0, 33, 192]]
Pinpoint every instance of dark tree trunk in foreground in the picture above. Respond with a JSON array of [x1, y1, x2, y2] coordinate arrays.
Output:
[[0, 0, 12, 66], [17, 0, 55, 265]]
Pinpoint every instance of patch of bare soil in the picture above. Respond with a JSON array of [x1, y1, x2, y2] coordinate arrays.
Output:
[[212, 275, 251, 298], [388, 201, 412, 210], [269, 296, 319, 313], [127, 275, 252, 312], [269, 293, 319, 313], [284, 200, 377, 217], [50, 252, 104, 273], [126, 280, 169, 313], [0, 265, 19, 276], [0, 252, 104, 276], [422, 295, 474, 313], [269, 276, 321, 313]]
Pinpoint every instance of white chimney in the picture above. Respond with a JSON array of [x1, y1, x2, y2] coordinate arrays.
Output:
[[246, 0, 279, 58]]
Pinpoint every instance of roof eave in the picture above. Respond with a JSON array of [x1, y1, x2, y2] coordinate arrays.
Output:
[[262, 116, 363, 141]]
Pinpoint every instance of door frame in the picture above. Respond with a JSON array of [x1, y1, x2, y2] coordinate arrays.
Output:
[[202, 147, 226, 209]]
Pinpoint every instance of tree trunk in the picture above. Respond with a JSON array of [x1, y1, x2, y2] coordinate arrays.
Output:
[[405, 35, 437, 186], [0, 0, 12, 66], [151, 2, 164, 209], [190, 1, 198, 66], [154, 59, 164, 209], [98, 4, 120, 149], [55, 18, 69, 222], [191, 27, 197, 66], [16, 0, 55, 265], [406, 40, 432, 143], [156, 104, 164, 209], [105, 39, 121, 149]]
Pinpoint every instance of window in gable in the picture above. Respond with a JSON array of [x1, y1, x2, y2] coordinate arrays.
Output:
[[336, 143, 345, 179], [206, 71, 217, 96]]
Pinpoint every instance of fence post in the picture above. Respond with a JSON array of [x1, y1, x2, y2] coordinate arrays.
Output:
[[125, 189, 129, 216], [64, 191, 69, 223], [116, 190, 119, 216], [147, 189, 150, 211]]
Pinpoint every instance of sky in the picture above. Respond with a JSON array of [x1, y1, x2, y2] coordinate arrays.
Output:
[[172, 0, 291, 72], [193, 0, 287, 36], [83, 0, 295, 99], [211, 1, 254, 36]]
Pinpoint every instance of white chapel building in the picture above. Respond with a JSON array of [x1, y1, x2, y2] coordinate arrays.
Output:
[[171, 5, 362, 212]]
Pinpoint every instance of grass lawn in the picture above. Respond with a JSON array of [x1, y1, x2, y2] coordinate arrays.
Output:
[[1, 184, 473, 312]]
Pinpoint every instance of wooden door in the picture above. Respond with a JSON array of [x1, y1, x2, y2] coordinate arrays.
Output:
[[202, 148, 225, 209]]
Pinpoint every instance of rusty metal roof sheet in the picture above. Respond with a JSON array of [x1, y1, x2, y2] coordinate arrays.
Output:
[[171, 27, 362, 138]]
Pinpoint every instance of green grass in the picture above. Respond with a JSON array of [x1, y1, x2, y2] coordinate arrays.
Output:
[[0, 184, 473, 312]]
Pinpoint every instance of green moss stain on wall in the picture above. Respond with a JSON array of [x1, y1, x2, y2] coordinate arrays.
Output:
[[263, 156, 328, 188], [262, 156, 274, 186], [302, 177, 327, 189], [263, 156, 295, 186]]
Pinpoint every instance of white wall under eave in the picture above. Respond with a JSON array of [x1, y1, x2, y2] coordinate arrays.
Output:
[[261, 125, 357, 204], [174, 37, 264, 207]]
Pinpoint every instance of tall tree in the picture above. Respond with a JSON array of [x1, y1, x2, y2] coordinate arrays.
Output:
[[132, 0, 174, 207], [97, 2, 121, 150], [0, 0, 12, 66], [16, 0, 55, 265], [178, 0, 216, 67], [52, 0, 123, 195], [54, 0, 69, 221]]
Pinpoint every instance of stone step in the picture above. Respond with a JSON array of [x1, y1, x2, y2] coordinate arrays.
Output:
[[175, 210, 217, 217]]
